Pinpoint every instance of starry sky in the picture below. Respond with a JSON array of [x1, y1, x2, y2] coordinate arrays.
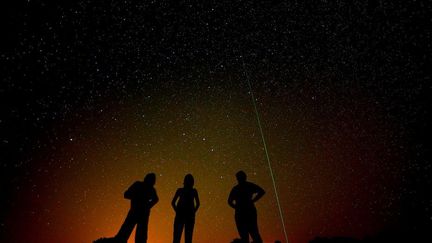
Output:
[[1, 1, 430, 243]]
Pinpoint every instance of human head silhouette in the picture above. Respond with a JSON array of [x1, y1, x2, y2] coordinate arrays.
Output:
[[143, 173, 156, 186], [235, 170, 247, 184], [184, 174, 194, 188]]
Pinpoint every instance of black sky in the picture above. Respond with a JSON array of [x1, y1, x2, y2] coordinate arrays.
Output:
[[1, 1, 430, 242]]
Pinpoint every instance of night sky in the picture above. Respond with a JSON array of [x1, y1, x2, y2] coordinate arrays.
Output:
[[1, 1, 430, 243]]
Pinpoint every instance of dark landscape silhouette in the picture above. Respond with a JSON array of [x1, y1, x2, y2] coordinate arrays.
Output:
[[93, 237, 119, 243]]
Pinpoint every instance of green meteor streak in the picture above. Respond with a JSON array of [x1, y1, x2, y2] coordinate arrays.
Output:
[[242, 61, 290, 243]]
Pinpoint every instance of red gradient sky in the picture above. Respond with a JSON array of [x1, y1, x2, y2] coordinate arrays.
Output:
[[4, 76, 404, 243]]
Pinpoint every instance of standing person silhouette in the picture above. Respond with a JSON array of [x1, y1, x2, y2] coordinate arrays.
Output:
[[228, 171, 265, 243], [115, 173, 159, 243], [171, 174, 200, 243]]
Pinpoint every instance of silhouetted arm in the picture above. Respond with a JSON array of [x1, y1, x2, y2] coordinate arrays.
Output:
[[124, 189, 132, 199], [194, 189, 200, 212], [171, 189, 180, 211], [124, 182, 138, 200], [252, 183, 265, 203], [148, 188, 159, 208], [228, 188, 236, 209]]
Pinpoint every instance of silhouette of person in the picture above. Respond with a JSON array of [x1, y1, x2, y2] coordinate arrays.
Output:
[[115, 173, 159, 243], [228, 171, 265, 243], [171, 174, 200, 243]]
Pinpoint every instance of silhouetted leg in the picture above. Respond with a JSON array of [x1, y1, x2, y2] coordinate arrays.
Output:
[[135, 214, 149, 243], [116, 210, 137, 242], [173, 215, 184, 243], [248, 209, 262, 243], [235, 212, 249, 243], [184, 216, 195, 243]]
